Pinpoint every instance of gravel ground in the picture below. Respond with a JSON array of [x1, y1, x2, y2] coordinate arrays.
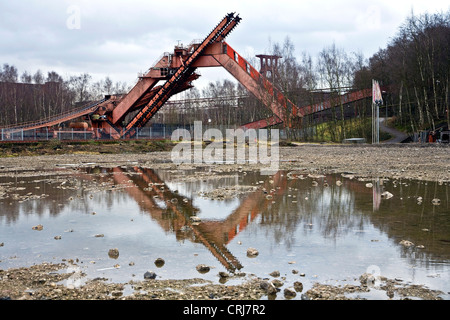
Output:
[[0, 143, 449, 300]]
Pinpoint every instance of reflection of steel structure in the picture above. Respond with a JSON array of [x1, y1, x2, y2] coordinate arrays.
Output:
[[108, 166, 288, 272], [1, 13, 374, 139]]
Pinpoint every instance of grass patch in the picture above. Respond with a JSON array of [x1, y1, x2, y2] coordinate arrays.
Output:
[[0, 139, 176, 157]]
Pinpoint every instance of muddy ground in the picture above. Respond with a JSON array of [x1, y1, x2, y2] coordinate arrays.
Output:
[[0, 142, 449, 300]]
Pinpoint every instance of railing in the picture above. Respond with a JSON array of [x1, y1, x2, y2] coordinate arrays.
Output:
[[0, 126, 177, 142], [0, 124, 313, 142]]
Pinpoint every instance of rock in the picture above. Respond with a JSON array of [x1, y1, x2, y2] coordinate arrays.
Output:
[[271, 279, 283, 288], [154, 258, 165, 268], [284, 287, 297, 299], [144, 271, 157, 280], [294, 281, 304, 292], [111, 290, 123, 297], [94, 234, 104, 238], [399, 240, 414, 247], [260, 281, 277, 295], [269, 270, 280, 277], [360, 273, 376, 286], [190, 216, 201, 223], [386, 290, 395, 299], [32, 224, 43, 231], [246, 247, 259, 257], [108, 248, 119, 259], [431, 198, 441, 205], [218, 271, 230, 278], [381, 191, 393, 199], [54, 235, 61, 240], [196, 264, 210, 273]]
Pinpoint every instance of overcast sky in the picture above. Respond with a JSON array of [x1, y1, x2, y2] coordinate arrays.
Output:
[[1, 0, 449, 91]]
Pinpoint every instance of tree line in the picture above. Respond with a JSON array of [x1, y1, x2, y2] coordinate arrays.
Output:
[[0, 67, 130, 127], [365, 11, 450, 134]]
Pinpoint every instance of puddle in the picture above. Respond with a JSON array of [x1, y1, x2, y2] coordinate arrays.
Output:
[[0, 166, 449, 299]]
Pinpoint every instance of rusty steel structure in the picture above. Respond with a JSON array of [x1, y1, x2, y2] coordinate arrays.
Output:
[[1, 13, 373, 139]]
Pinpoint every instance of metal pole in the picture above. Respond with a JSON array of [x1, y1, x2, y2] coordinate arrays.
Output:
[[376, 105, 380, 144]]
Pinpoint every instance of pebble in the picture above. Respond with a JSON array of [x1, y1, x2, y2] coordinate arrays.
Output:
[[381, 191, 394, 199], [196, 264, 210, 273], [108, 248, 120, 259], [32, 224, 43, 231], [190, 216, 201, 223], [144, 271, 157, 280], [284, 287, 297, 299], [399, 240, 414, 247], [154, 258, 165, 268], [246, 247, 259, 257], [269, 270, 280, 277], [294, 281, 304, 292], [431, 198, 441, 205], [271, 279, 283, 288], [260, 281, 277, 295]]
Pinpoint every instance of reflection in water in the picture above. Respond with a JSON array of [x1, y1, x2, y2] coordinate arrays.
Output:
[[0, 165, 449, 297]]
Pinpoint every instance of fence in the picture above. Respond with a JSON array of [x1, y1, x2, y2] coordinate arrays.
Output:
[[0, 124, 314, 142]]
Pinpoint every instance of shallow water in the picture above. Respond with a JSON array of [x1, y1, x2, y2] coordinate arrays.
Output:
[[0, 165, 449, 300]]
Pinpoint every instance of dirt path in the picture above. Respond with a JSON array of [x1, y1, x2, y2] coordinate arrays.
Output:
[[379, 118, 409, 144]]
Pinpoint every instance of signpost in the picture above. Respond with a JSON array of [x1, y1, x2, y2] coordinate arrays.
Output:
[[372, 80, 383, 144]]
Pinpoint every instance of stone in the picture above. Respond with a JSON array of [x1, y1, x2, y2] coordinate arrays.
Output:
[[108, 248, 119, 259], [431, 198, 441, 205], [284, 287, 297, 299], [269, 270, 280, 277], [271, 279, 283, 288], [32, 224, 43, 231], [154, 258, 165, 268], [111, 290, 123, 297], [218, 271, 230, 278], [260, 281, 277, 295], [190, 216, 201, 223], [399, 240, 414, 247], [294, 281, 304, 292], [246, 247, 259, 257], [381, 191, 393, 199], [144, 271, 157, 280], [196, 264, 210, 273], [360, 273, 376, 286]]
